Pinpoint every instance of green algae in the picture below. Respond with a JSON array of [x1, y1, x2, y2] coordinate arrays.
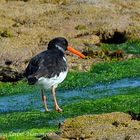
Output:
[[101, 40, 140, 54], [0, 58, 140, 96]]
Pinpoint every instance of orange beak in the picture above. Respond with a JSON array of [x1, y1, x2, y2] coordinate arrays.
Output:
[[67, 46, 86, 59]]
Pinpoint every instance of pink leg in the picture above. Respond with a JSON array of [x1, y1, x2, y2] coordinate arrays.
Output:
[[51, 86, 62, 112], [41, 89, 49, 112]]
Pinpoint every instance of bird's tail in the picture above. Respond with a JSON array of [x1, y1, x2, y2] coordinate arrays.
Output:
[[27, 77, 38, 85]]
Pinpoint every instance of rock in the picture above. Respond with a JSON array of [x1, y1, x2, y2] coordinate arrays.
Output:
[[0, 138, 6, 140], [98, 29, 128, 44], [0, 0, 6, 3], [0, 66, 23, 82], [0, 0, 140, 81], [42, 132, 61, 140], [43, 112, 140, 140]]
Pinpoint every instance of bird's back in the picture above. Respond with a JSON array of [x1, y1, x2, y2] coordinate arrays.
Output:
[[25, 49, 67, 85]]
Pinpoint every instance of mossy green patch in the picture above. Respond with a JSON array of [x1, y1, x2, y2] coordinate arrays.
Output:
[[61, 58, 140, 89], [62, 87, 140, 118], [0, 80, 37, 96], [0, 86, 140, 134], [75, 25, 87, 30], [2, 127, 56, 140], [101, 40, 140, 54], [0, 58, 140, 96], [0, 86, 140, 139]]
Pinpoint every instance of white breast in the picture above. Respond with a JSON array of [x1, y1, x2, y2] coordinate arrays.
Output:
[[37, 70, 68, 90]]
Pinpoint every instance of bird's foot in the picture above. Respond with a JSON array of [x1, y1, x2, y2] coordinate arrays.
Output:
[[45, 109, 49, 112], [40, 108, 49, 112], [55, 107, 63, 112]]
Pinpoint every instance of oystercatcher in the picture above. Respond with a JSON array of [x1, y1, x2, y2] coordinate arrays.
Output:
[[25, 37, 85, 112]]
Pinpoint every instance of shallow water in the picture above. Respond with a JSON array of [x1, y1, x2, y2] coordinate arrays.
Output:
[[0, 77, 140, 113]]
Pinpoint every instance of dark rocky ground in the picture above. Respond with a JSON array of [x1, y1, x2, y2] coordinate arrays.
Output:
[[0, 0, 140, 82]]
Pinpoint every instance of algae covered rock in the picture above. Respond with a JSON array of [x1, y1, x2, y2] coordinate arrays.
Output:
[[0, 66, 23, 82], [43, 112, 140, 140]]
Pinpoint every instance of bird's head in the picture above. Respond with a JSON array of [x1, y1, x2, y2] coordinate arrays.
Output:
[[48, 37, 85, 58]]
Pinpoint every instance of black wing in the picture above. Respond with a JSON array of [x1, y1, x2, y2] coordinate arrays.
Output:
[[25, 50, 67, 85]]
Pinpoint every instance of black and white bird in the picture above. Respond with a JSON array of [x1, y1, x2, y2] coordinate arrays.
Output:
[[25, 37, 85, 112]]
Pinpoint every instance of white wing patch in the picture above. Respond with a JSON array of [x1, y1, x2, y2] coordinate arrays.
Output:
[[37, 70, 68, 90]]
